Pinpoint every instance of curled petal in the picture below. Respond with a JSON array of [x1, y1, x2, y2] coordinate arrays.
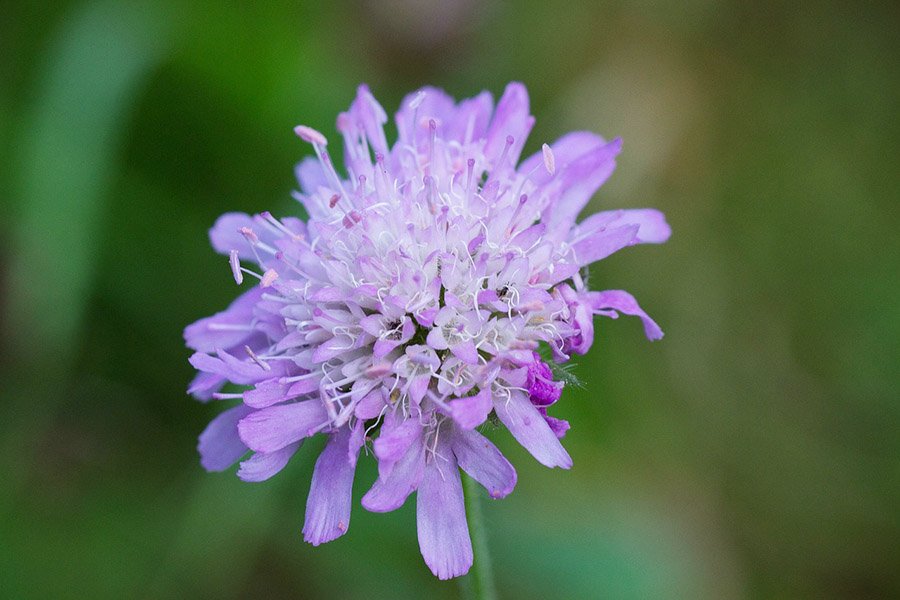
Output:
[[588, 289, 664, 341], [237, 442, 301, 482], [543, 414, 571, 439], [243, 378, 297, 409], [374, 412, 422, 478], [448, 388, 492, 430], [198, 403, 253, 472], [362, 436, 425, 513], [189, 349, 278, 386], [184, 287, 263, 353], [187, 371, 226, 402]]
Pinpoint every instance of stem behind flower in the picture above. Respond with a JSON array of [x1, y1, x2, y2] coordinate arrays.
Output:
[[461, 473, 498, 600]]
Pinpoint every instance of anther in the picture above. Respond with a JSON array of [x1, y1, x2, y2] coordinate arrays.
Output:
[[229, 250, 243, 285], [293, 125, 328, 146], [542, 143, 556, 175], [409, 90, 426, 110], [240, 227, 259, 244], [260, 268, 279, 288]]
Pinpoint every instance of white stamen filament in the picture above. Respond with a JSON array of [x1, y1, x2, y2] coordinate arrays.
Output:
[[244, 345, 271, 371]]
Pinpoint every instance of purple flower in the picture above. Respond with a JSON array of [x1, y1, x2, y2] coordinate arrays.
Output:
[[184, 83, 670, 579]]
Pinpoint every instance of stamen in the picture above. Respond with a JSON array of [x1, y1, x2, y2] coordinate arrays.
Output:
[[314, 145, 350, 207], [496, 135, 514, 169], [506, 194, 529, 237], [207, 323, 255, 332], [279, 371, 319, 384], [239, 227, 259, 244], [244, 345, 271, 371], [373, 152, 389, 193], [229, 250, 243, 285], [427, 118, 437, 171], [485, 135, 515, 188], [260, 268, 279, 288], [409, 90, 426, 110], [258, 211, 306, 244], [293, 124, 328, 146], [542, 142, 556, 175], [423, 175, 436, 214]]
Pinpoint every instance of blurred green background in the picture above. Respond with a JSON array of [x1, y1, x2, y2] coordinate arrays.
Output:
[[2, 1, 898, 598]]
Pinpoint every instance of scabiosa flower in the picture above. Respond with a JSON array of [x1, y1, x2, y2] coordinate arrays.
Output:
[[184, 82, 670, 579]]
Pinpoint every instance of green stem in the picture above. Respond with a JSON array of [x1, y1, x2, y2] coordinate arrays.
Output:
[[460, 473, 498, 600]]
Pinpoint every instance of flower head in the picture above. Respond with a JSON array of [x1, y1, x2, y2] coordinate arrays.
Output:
[[185, 82, 670, 579]]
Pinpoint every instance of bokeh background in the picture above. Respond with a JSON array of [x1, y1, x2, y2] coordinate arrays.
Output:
[[2, 1, 898, 598]]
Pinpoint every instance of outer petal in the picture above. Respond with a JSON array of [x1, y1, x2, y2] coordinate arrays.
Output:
[[237, 442, 301, 482], [303, 428, 359, 545], [451, 428, 516, 498], [573, 208, 671, 245], [445, 91, 493, 144], [237, 400, 328, 453], [243, 378, 299, 409], [348, 418, 366, 468], [484, 82, 533, 166], [209, 212, 256, 259], [519, 131, 605, 186], [494, 390, 572, 469], [197, 403, 253, 472], [183, 287, 263, 353], [351, 84, 389, 156], [188, 350, 277, 386], [187, 370, 225, 401], [208, 212, 287, 262], [416, 438, 473, 580], [543, 137, 622, 239], [395, 86, 457, 146], [571, 224, 639, 267], [362, 436, 426, 513], [588, 289, 664, 341], [295, 156, 329, 195]]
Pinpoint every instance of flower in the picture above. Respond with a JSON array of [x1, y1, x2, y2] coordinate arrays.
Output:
[[184, 82, 670, 579]]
